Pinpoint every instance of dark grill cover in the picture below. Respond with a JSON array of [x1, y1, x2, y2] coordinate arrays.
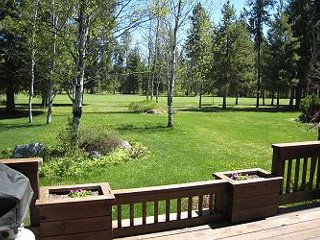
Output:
[[0, 163, 33, 233]]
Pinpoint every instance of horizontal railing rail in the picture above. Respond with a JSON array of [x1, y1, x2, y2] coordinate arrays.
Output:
[[112, 180, 229, 238], [272, 141, 320, 205]]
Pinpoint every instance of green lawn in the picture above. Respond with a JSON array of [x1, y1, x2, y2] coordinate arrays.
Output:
[[0, 94, 316, 190]]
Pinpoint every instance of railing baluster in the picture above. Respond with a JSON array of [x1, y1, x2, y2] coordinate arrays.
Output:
[[117, 205, 122, 228], [154, 200, 158, 223], [166, 199, 170, 221], [301, 157, 308, 190], [198, 195, 203, 217], [177, 198, 181, 220], [142, 202, 147, 225], [293, 158, 300, 192], [188, 197, 192, 218], [130, 203, 134, 227], [209, 194, 214, 215], [309, 155, 317, 190], [286, 159, 292, 194]]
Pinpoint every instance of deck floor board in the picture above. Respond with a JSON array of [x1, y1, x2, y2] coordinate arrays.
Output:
[[119, 206, 320, 240]]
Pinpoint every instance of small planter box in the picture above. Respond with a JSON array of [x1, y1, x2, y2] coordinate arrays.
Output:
[[213, 168, 283, 224], [36, 183, 115, 240]]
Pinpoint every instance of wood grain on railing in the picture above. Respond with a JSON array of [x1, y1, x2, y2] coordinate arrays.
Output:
[[112, 180, 228, 238], [272, 141, 320, 205]]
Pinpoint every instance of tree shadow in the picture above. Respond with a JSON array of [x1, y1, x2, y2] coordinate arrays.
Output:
[[17, 103, 87, 107], [116, 123, 169, 133], [0, 109, 45, 120], [180, 105, 298, 113], [85, 111, 134, 115], [0, 122, 47, 130]]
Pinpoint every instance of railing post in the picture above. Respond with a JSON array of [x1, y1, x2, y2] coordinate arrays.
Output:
[[271, 145, 285, 177], [0, 158, 42, 227]]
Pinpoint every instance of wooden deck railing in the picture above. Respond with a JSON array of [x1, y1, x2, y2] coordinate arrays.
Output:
[[112, 180, 229, 238], [272, 141, 320, 205]]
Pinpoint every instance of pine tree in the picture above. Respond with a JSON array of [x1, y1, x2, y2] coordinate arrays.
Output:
[[213, 0, 237, 109], [245, 0, 275, 108], [185, 3, 212, 108], [267, 0, 300, 109]]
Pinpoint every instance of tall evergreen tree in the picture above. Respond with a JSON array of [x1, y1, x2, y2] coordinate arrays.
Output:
[[267, 0, 300, 109], [245, 0, 275, 108], [185, 3, 212, 108], [213, 0, 237, 109]]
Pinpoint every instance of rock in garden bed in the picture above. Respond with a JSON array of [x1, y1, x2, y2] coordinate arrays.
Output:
[[12, 143, 45, 158]]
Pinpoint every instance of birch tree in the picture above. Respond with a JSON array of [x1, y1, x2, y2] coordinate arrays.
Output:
[[167, 0, 194, 127], [28, 0, 39, 123]]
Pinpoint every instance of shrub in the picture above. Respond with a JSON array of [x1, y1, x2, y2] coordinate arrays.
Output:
[[128, 100, 157, 113], [40, 142, 149, 179], [299, 95, 320, 123], [78, 128, 121, 154]]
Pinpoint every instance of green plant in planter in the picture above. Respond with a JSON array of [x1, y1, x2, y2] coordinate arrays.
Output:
[[68, 189, 92, 198]]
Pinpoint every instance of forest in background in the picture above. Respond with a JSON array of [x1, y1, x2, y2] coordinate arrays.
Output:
[[0, 0, 319, 133]]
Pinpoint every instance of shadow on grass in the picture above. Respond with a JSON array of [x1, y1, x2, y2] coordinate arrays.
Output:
[[17, 103, 87, 107], [85, 111, 133, 115], [180, 105, 298, 113], [116, 123, 169, 132], [0, 109, 44, 120]]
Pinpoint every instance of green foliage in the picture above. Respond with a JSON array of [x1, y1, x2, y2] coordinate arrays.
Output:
[[40, 143, 149, 179], [185, 3, 212, 95], [128, 100, 158, 113], [78, 128, 121, 154], [68, 189, 92, 198], [299, 95, 320, 123], [0, 147, 13, 158]]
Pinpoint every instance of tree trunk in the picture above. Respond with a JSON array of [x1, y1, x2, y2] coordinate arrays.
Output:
[[295, 86, 302, 109], [222, 86, 227, 110], [72, 0, 89, 145], [167, 1, 182, 128], [256, 44, 261, 108], [256, 4, 262, 109], [29, 0, 38, 123], [276, 92, 280, 109], [47, 0, 57, 124], [262, 89, 265, 106], [318, 125, 320, 141], [235, 94, 239, 105], [41, 96, 47, 108], [271, 88, 275, 106], [6, 78, 15, 113], [156, 81, 160, 103], [289, 88, 294, 109]]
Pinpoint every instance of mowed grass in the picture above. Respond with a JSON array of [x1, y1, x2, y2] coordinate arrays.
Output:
[[0, 94, 316, 190]]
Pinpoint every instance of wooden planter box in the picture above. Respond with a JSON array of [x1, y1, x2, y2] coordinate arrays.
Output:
[[213, 168, 283, 224], [36, 183, 115, 240]]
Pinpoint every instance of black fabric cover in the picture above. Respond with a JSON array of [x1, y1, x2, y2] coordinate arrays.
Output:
[[0, 163, 33, 232]]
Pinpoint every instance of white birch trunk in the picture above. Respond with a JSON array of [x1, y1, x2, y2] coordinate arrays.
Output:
[[72, 0, 89, 144], [167, 0, 182, 128], [47, 0, 57, 124], [29, 0, 38, 123]]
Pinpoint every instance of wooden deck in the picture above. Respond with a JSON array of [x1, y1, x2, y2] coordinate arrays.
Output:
[[121, 205, 320, 240]]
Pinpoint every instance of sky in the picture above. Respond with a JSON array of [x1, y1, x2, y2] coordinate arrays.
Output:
[[133, 0, 268, 60], [209, 0, 247, 23]]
